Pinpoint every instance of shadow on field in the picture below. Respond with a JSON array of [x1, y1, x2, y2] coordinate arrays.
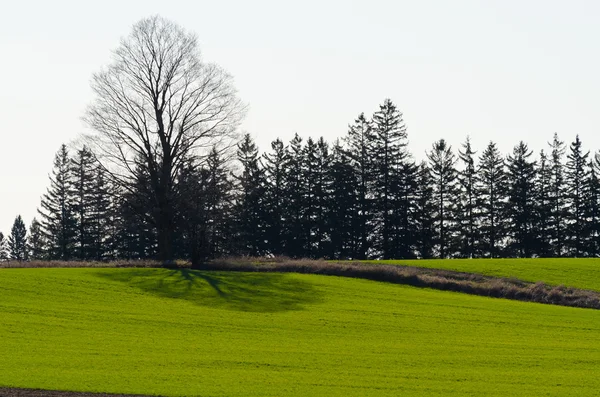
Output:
[[202, 257, 600, 310], [96, 269, 323, 312]]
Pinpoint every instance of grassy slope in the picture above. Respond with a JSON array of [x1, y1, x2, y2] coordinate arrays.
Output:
[[1, 268, 600, 396], [373, 258, 600, 291]]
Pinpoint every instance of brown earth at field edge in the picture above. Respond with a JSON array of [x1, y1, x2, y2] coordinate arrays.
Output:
[[0, 388, 156, 397]]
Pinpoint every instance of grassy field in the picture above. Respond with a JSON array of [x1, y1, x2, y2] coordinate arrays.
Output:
[[372, 258, 600, 291], [1, 268, 600, 396]]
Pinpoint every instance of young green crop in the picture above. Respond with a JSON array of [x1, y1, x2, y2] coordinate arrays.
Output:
[[1, 268, 600, 396], [371, 258, 600, 291]]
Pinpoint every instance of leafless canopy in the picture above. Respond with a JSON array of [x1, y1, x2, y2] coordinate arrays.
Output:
[[84, 16, 245, 186]]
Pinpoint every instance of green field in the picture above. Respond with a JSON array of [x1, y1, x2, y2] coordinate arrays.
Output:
[[372, 258, 600, 291], [1, 267, 600, 396]]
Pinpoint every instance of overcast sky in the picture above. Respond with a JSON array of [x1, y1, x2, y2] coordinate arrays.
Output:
[[2, 0, 600, 234]]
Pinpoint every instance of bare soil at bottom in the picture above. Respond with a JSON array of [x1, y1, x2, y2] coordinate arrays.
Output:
[[0, 389, 154, 397]]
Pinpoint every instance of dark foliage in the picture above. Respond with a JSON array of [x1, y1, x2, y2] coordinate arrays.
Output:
[[427, 139, 458, 258], [38, 144, 77, 260], [11, 99, 600, 262], [8, 215, 28, 260], [505, 142, 537, 257], [0, 232, 8, 260]]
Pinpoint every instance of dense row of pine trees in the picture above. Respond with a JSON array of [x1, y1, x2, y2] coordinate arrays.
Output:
[[3, 99, 600, 261]]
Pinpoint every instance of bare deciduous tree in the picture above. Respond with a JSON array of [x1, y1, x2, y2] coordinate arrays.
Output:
[[84, 16, 245, 261]]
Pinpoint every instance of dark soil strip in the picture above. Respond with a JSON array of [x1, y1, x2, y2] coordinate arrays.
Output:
[[199, 258, 600, 310], [0, 388, 154, 397]]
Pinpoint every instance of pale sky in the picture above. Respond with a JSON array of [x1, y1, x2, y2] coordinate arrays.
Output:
[[2, 0, 600, 234]]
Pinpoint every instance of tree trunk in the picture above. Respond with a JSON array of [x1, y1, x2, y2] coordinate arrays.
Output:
[[156, 181, 174, 263], [157, 217, 173, 263]]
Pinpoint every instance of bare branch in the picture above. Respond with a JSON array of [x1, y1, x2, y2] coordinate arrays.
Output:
[[82, 16, 246, 260]]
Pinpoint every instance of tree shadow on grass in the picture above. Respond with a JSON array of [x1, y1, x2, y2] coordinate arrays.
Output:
[[96, 269, 323, 312]]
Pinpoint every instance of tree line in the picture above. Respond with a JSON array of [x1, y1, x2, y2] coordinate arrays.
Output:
[[3, 98, 600, 261], [3, 17, 598, 263]]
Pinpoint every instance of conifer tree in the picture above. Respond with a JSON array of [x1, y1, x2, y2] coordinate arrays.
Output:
[[343, 113, 375, 259], [27, 218, 46, 260], [8, 215, 28, 261], [328, 141, 358, 259], [88, 167, 113, 260], [174, 155, 214, 262], [117, 200, 156, 259], [175, 156, 205, 261], [583, 156, 600, 256], [71, 146, 98, 260], [414, 162, 436, 258], [533, 150, 553, 257], [234, 134, 266, 256], [115, 160, 157, 259], [505, 142, 537, 257], [313, 137, 333, 257], [209, 148, 236, 257], [565, 135, 589, 256], [38, 144, 77, 260], [172, 148, 236, 262], [371, 99, 409, 258], [427, 139, 459, 258], [390, 159, 418, 259], [186, 147, 235, 260], [0, 233, 8, 260], [457, 137, 479, 258], [548, 133, 567, 256], [298, 137, 334, 258], [283, 133, 306, 257], [303, 137, 320, 257], [262, 139, 288, 255], [477, 141, 506, 257]]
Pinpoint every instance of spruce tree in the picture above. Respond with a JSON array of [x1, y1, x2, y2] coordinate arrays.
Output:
[[343, 113, 375, 259], [71, 146, 97, 260], [548, 133, 567, 257], [8, 215, 28, 261], [262, 139, 288, 255], [302, 137, 320, 257], [371, 99, 409, 258], [505, 141, 537, 257], [390, 159, 418, 259], [565, 135, 589, 256], [117, 199, 156, 259], [283, 133, 306, 257], [457, 137, 479, 258], [183, 147, 236, 261], [115, 160, 157, 259], [427, 139, 459, 258], [477, 142, 507, 258], [175, 156, 208, 262], [298, 137, 334, 258], [209, 148, 236, 257], [27, 218, 46, 260], [414, 162, 436, 259], [328, 141, 358, 259], [533, 150, 553, 257], [313, 137, 333, 258], [38, 144, 77, 260], [234, 134, 266, 256], [0, 233, 8, 260], [88, 167, 113, 260], [583, 156, 600, 256]]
